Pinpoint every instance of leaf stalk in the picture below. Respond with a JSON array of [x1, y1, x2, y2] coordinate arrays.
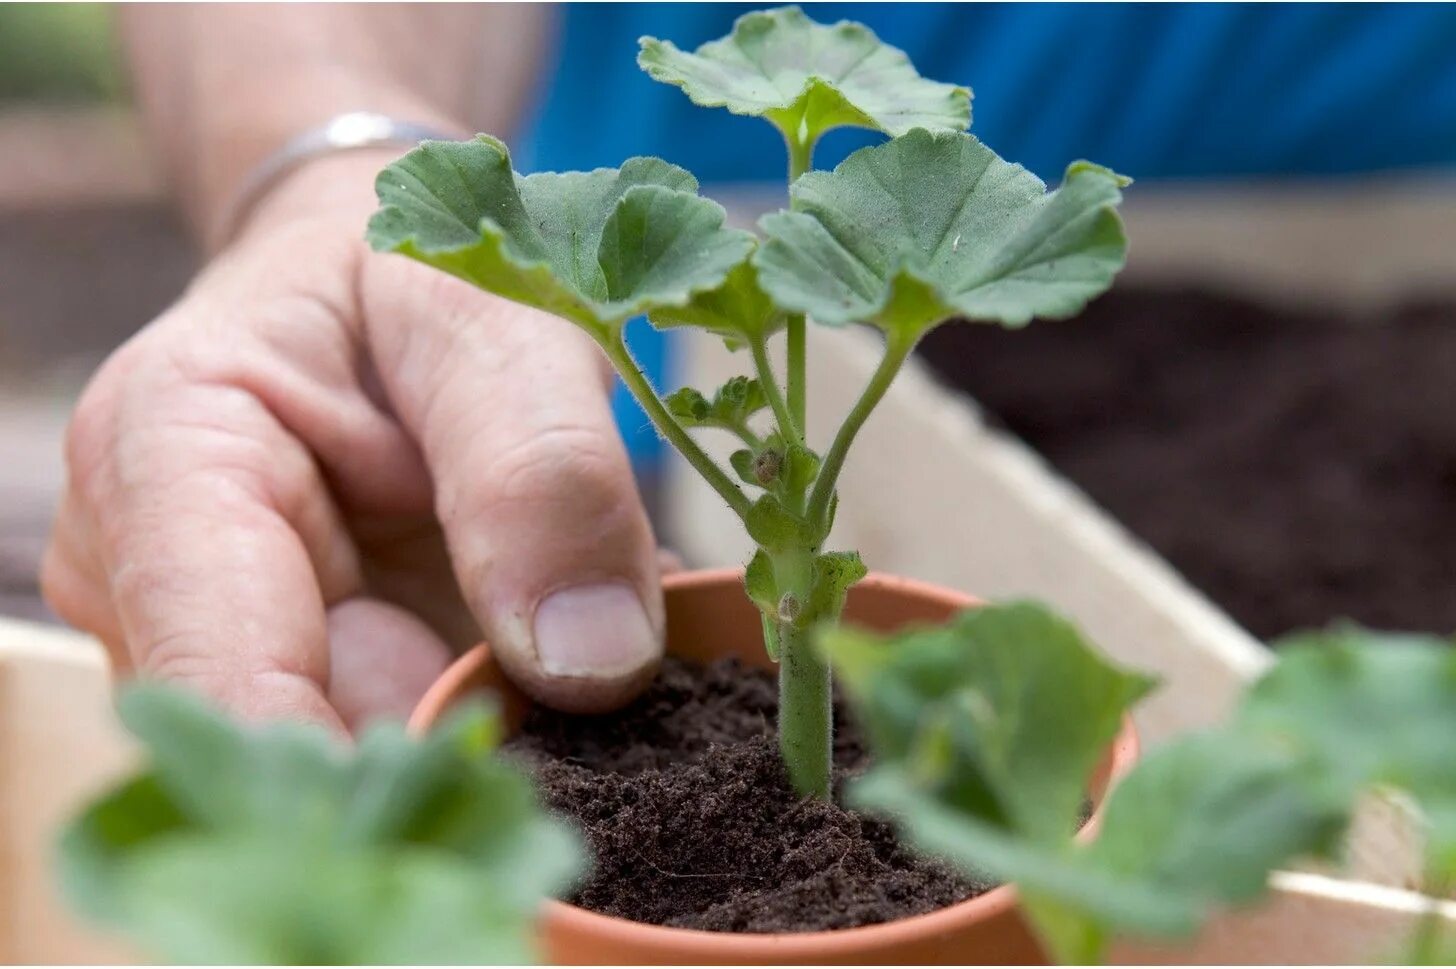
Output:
[[806, 331, 917, 534], [602, 333, 752, 521]]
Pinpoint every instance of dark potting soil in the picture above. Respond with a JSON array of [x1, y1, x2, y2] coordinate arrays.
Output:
[[918, 286, 1456, 641], [503, 656, 991, 933]]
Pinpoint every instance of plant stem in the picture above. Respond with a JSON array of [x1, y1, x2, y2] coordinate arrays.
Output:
[[603, 334, 751, 521], [778, 618, 832, 798], [749, 335, 799, 445], [786, 314, 806, 433], [786, 135, 814, 187], [784, 135, 813, 443], [805, 332, 916, 533], [727, 420, 763, 451]]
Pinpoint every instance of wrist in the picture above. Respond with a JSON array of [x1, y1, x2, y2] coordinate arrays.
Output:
[[222, 146, 413, 252], [188, 74, 468, 250]]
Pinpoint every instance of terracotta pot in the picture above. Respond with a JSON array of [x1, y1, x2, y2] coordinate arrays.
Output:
[[410, 568, 1140, 965]]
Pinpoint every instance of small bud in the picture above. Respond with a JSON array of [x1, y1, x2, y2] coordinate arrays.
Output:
[[777, 592, 802, 623], [753, 448, 783, 485]]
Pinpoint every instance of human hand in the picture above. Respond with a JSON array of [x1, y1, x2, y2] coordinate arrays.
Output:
[[42, 151, 666, 733]]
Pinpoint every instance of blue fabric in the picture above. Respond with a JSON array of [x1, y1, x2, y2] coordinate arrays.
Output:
[[512, 3, 1456, 462]]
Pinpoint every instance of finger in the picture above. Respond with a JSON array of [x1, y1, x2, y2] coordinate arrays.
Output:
[[41, 486, 126, 653], [326, 596, 453, 733], [64, 344, 363, 732], [362, 263, 663, 713]]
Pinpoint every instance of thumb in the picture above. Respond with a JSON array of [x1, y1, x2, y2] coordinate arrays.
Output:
[[362, 261, 664, 713]]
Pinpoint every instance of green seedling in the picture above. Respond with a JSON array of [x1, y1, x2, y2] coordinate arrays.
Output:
[[59, 687, 580, 965], [366, 5, 1129, 797], [823, 613, 1456, 964]]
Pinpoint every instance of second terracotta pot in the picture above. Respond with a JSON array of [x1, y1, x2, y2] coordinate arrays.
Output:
[[410, 569, 1139, 965]]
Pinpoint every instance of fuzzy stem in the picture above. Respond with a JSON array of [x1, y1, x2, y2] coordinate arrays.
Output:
[[749, 335, 799, 444], [727, 419, 763, 451], [786, 315, 807, 433], [784, 135, 814, 441], [778, 618, 832, 798], [806, 332, 916, 533], [602, 333, 751, 521]]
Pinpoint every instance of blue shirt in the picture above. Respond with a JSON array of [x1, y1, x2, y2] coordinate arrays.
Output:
[[514, 3, 1456, 461]]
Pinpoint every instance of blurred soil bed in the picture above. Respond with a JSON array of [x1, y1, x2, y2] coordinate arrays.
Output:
[[920, 287, 1456, 641]]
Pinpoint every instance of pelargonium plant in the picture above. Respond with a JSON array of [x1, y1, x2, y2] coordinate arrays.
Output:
[[366, 5, 1130, 798], [57, 12, 1456, 966]]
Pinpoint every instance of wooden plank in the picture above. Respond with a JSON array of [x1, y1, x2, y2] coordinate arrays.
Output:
[[1112, 872, 1456, 965], [0, 621, 136, 964]]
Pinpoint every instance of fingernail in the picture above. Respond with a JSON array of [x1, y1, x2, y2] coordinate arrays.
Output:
[[533, 582, 659, 678]]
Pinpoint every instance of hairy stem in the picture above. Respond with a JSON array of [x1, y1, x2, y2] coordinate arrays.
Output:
[[778, 618, 832, 798], [749, 335, 799, 444], [602, 334, 751, 521], [727, 420, 763, 451], [806, 332, 916, 533], [786, 314, 806, 433], [784, 134, 813, 443]]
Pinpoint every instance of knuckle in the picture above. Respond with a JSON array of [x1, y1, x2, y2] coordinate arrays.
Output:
[[494, 424, 629, 506], [450, 423, 636, 524]]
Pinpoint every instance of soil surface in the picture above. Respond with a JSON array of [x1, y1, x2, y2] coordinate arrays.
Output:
[[504, 656, 990, 933], [919, 286, 1456, 640]]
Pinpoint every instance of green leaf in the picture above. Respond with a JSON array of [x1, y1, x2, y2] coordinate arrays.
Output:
[[94, 839, 549, 965], [805, 550, 866, 624], [666, 375, 768, 431], [730, 447, 759, 487], [744, 550, 781, 660], [850, 767, 1192, 961], [1079, 732, 1344, 920], [638, 6, 969, 151], [755, 129, 1129, 342], [743, 493, 814, 552], [59, 686, 581, 965], [1249, 626, 1456, 874], [823, 601, 1153, 842], [368, 134, 754, 339], [665, 386, 712, 424], [829, 603, 1350, 963], [649, 260, 784, 351], [853, 729, 1344, 965]]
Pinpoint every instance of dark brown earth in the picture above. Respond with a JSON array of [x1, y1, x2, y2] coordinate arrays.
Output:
[[919, 286, 1456, 641], [503, 656, 990, 933]]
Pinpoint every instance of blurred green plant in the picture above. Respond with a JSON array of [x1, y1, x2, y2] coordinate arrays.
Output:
[[60, 686, 581, 964], [822, 614, 1456, 964], [0, 4, 124, 104]]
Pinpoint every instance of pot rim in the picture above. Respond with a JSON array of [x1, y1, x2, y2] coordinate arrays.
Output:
[[409, 568, 1141, 960]]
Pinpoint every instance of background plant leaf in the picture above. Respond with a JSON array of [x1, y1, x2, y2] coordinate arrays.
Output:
[[832, 608, 1456, 964], [638, 6, 969, 149], [858, 724, 1351, 964], [1250, 627, 1456, 875], [756, 129, 1129, 341], [368, 135, 754, 338], [60, 686, 581, 965], [823, 601, 1153, 842]]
